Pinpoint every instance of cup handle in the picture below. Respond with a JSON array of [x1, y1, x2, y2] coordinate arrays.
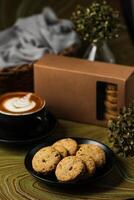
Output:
[[36, 110, 48, 125]]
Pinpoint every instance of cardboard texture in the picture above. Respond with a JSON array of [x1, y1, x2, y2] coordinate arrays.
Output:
[[34, 54, 134, 126]]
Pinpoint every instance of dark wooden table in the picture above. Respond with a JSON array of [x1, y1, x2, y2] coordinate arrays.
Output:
[[0, 119, 134, 200]]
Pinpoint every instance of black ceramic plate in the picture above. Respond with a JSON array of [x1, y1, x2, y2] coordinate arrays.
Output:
[[25, 137, 115, 186], [0, 111, 57, 144]]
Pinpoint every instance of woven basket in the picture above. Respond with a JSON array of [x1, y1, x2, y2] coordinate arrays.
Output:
[[0, 45, 78, 96], [0, 64, 34, 95]]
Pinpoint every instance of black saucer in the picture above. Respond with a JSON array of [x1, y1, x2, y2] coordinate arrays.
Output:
[[0, 111, 57, 144]]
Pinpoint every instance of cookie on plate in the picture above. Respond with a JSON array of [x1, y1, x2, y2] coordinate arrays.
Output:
[[53, 144, 68, 158], [55, 156, 85, 182], [32, 146, 61, 175], [76, 154, 96, 177], [53, 138, 78, 155], [76, 144, 106, 167]]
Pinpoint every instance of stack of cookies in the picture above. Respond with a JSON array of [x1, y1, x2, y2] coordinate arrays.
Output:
[[32, 138, 106, 183], [104, 83, 118, 120]]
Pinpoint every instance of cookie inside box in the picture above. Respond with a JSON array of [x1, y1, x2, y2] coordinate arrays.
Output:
[[97, 82, 118, 121]]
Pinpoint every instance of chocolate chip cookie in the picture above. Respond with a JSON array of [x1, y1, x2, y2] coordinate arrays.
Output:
[[106, 84, 117, 91], [105, 89, 117, 97], [104, 111, 118, 120], [32, 146, 61, 175], [76, 144, 106, 167], [76, 154, 96, 177], [106, 95, 117, 104], [53, 138, 78, 155], [55, 156, 85, 182], [53, 144, 68, 158], [104, 101, 117, 111]]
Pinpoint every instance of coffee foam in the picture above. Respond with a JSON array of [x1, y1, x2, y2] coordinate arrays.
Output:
[[0, 92, 45, 115], [3, 93, 36, 113]]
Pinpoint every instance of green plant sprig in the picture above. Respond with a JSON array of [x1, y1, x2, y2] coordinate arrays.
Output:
[[72, 0, 121, 45], [108, 101, 134, 157]]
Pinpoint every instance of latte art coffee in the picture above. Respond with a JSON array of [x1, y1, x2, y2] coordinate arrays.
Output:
[[4, 93, 36, 113], [0, 92, 45, 115]]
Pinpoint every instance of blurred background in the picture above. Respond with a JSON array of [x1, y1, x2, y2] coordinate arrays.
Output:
[[0, 0, 134, 66]]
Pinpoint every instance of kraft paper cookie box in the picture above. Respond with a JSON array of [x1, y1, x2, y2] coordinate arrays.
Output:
[[34, 54, 134, 126]]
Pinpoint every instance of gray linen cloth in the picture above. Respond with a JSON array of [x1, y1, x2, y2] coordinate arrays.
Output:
[[0, 7, 80, 68]]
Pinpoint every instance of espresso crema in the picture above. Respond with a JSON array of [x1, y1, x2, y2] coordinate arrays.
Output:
[[0, 92, 45, 115]]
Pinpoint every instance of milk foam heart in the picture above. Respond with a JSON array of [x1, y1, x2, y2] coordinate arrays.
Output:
[[3, 93, 36, 113]]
